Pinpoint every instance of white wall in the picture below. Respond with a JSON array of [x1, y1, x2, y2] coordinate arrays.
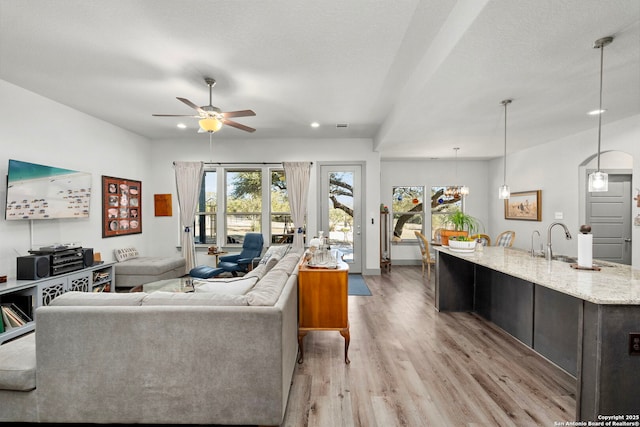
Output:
[[0, 80, 152, 278], [146, 137, 382, 274], [381, 159, 490, 263], [488, 114, 640, 267]]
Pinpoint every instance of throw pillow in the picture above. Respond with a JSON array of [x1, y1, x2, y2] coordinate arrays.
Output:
[[194, 276, 259, 295], [114, 247, 139, 262], [258, 244, 289, 265]]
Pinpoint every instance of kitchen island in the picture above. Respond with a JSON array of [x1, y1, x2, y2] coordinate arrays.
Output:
[[435, 246, 640, 421]]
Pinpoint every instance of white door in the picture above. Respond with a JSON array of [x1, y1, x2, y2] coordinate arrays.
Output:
[[320, 164, 363, 273], [586, 173, 632, 264]]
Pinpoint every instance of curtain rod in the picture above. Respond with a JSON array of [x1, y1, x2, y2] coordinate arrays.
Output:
[[173, 161, 313, 165]]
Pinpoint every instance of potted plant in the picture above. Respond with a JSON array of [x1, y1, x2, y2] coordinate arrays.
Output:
[[441, 211, 482, 246]]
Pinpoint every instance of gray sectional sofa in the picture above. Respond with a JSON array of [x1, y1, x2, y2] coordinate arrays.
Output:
[[0, 250, 302, 425]]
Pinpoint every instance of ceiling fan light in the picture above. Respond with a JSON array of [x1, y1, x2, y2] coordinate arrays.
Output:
[[588, 171, 608, 192], [199, 117, 222, 133]]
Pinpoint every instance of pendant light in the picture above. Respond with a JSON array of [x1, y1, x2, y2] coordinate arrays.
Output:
[[444, 147, 469, 198], [498, 99, 512, 199], [588, 36, 614, 192]]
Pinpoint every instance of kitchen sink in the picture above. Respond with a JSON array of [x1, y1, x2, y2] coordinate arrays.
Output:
[[553, 255, 577, 263]]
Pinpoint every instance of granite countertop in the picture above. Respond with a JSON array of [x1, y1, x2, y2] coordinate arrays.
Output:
[[435, 246, 640, 305]]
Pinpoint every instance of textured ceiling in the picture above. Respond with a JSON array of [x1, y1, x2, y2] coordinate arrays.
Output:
[[0, 0, 638, 159]]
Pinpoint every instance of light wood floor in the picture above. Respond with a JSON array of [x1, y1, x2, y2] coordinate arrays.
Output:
[[282, 265, 576, 427]]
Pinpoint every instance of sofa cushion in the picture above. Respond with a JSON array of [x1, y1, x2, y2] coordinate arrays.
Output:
[[258, 244, 289, 265], [0, 332, 36, 391], [270, 252, 302, 276], [142, 291, 249, 306], [114, 256, 185, 275], [114, 247, 139, 262], [193, 276, 258, 295], [48, 291, 146, 306], [245, 269, 288, 306], [244, 263, 268, 280]]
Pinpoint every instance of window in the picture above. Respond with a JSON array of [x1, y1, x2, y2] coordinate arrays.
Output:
[[270, 169, 294, 244], [391, 186, 424, 241], [191, 166, 301, 246], [226, 169, 261, 244], [194, 170, 217, 244], [431, 186, 463, 240]]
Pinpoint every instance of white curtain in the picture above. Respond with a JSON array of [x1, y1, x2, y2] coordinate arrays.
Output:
[[174, 161, 204, 272], [283, 161, 311, 250]]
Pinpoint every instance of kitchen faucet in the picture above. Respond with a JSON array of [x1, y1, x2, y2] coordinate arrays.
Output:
[[530, 230, 541, 257], [546, 222, 572, 260]]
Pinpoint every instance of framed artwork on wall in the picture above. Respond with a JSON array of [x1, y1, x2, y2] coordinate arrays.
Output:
[[154, 194, 172, 216], [504, 190, 542, 221], [102, 175, 142, 237]]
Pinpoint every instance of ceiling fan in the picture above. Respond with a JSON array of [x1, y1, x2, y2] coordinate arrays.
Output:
[[152, 77, 256, 133]]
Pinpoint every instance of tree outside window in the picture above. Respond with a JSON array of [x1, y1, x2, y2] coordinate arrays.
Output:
[[392, 186, 424, 241], [226, 169, 261, 244], [270, 170, 295, 244], [431, 186, 463, 240]]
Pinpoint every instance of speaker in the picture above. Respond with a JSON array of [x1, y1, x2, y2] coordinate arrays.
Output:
[[82, 248, 94, 267], [17, 255, 50, 280]]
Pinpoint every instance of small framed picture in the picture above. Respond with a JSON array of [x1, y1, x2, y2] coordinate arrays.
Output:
[[505, 190, 541, 221]]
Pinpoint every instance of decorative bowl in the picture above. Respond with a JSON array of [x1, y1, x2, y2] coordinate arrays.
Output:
[[448, 239, 477, 252]]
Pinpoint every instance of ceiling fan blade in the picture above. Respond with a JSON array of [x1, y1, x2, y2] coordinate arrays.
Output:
[[221, 110, 256, 118], [177, 97, 206, 115], [222, 119, 256, 133], [152, 114, 199, 117]]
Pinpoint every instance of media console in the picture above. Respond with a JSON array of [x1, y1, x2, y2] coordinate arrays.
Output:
[[0, 261, 115, 344]]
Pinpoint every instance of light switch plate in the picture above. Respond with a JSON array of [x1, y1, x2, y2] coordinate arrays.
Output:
[[554, 212, 563, 220]]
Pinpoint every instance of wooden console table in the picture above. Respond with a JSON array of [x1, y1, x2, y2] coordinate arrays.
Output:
[[297, 260, 350, 364]]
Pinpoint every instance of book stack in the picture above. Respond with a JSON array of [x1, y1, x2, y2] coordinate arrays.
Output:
[[92, 283, 111, 292], [93, 271, 110, 281], [0, 303, 33, 332]]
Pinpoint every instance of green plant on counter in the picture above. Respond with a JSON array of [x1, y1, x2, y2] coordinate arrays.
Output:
[[444, 211, 482, 235]]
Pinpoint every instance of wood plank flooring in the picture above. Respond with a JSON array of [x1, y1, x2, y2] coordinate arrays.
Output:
[[282, 265, 575, 427]]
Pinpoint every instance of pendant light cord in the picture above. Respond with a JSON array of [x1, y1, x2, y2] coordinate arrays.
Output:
[[596, 41, 605, 171], [502, 99, 511, 185], [454, 147, 459, 185], [503, 103, 507, 184]]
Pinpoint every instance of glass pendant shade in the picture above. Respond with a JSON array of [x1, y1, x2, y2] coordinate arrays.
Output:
[[451, 147, 469, 197], [199, 117, 222, 133], [498, 184, 510, 199], [588, 171, 608, 192]]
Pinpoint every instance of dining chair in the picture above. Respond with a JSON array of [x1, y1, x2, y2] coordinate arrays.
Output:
[[470, 233, 491, 246], [495, 230, 516, 247], [414, 231, 435, 281]]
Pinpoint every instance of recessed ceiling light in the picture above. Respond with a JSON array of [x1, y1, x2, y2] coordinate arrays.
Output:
[[587, 109, 607, 116], [310, 122, 320, 128], [177, 123, 187, 129]]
